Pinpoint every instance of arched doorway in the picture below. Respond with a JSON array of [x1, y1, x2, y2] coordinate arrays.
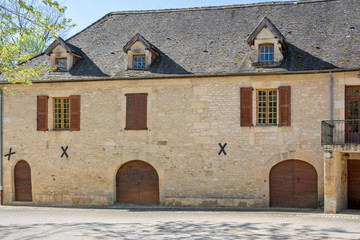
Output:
[[14, 160, 32, 201], [116, 160, 159, 204], [270, 160, 317, 208]]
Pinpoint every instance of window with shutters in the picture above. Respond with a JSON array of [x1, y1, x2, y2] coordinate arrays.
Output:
[[257, 89, 277, 125], [37, 95, 80, 131], [240, 86, 291, 127], [53, 97, 70, 129], [125, 93, 148, 130]]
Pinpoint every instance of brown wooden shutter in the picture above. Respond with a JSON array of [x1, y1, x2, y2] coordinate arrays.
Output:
[[70, 95, 81, 131], [279, 86, 291, 126], [126, 94, 136, 130], [37, 96, 48, 131], [240, 87, 253, 126], [137, 94, 148, 130]]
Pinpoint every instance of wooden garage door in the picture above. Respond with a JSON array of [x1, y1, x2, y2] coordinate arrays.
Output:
[[14, 160, 32, 201], [116, 160, 159, 204], [348, 160, 360, 209], [270, 160, 317, 208]]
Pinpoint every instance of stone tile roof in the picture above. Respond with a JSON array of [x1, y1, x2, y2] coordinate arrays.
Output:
[[25, 0, 360, 80]]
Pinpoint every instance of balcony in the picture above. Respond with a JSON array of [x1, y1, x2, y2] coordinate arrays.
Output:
[[322, 120, 360, 150]]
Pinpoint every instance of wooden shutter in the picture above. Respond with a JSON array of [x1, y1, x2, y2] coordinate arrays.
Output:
[[137, 94, 148, 130], [37, 96, 48, 131], [126, 94, 136, 130], [279, 86, 291, 126], [70, 95, 81, 131], [240, 87, 253, 126]]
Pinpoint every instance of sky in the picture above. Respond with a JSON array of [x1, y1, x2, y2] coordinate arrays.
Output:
[[62, 0, 294, 38]]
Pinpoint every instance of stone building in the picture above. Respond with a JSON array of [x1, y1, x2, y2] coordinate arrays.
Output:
[[0, 0, 359, 213]]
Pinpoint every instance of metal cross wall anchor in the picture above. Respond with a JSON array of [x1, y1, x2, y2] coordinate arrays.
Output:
[[218, 143, 227, 155], [4, 148, 16, 161], [61, 146, 69, 158]]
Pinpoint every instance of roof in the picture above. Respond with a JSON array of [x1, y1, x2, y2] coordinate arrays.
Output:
[[21, 0, 360, 81], [247, 17, 287, 49], [44, 37, 82, 58], [123, 33, 159, 56]]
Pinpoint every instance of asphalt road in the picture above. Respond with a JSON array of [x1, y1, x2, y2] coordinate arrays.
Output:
[[0, 206, 359, 239]]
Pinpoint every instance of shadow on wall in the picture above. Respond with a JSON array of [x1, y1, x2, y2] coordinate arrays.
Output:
[[0, 219, 358, 239], [280, 43, 339, 71]]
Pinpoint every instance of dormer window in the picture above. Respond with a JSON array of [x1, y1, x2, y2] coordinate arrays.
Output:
[[56, 58, 67, 71], [45, 37, 83, 72], [133, 55, 146, 69], [247, 17, 287, 67], [259, 44, 274, 62], [123, 33, 159, 70]]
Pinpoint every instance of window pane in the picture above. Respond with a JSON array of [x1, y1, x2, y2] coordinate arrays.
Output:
[[134, 55, 146, 69]]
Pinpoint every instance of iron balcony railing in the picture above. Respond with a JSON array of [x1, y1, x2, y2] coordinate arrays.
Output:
[[322, 120, 360, 145]]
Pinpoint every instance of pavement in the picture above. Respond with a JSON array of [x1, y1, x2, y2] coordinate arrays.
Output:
[[0, 205, 359, 239]]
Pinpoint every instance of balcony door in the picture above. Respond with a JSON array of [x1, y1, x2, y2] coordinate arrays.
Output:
[[346, 86, 360, 143]]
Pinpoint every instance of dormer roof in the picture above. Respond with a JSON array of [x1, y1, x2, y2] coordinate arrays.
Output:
[[247, 17, 287, 50], [123, 33, 159, 56], [45, 37, 83, 58]]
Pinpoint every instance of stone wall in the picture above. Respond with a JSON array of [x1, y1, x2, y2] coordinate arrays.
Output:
[[1, 72, 333, 206], [323, 70, 360, 213]]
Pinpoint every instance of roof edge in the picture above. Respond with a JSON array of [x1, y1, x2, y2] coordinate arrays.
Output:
[[2, 67, 358, 85]]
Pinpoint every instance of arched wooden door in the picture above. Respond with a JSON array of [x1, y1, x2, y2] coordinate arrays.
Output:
[[116, 160, 159, 204], [348, 160, 360, 209], [270, 160, 317, 208], [14, 160, 32, 201]]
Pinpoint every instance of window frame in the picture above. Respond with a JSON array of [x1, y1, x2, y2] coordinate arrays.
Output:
[[53, 97, 70, 130], [256, 89, 278, 126], [259, 44, 274, 63], [55, 58, 68, 72], [133, 54, 146, 70]]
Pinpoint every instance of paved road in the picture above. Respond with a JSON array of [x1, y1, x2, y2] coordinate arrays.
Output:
[[0, 206, 360, 239]]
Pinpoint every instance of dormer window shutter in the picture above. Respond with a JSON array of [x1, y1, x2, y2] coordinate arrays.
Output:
[[278, 86, 291, 126], [37, 95, 49, 131], [240, 87, 253, 126]]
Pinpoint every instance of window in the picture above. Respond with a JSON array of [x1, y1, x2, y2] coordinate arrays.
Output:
[[133, 55, 146, 69], [126, 93, 148, 130], [240, 86, 291, 127], [54, 97, 70, 129], [259, 45, 274, 62], [257, 89, 277, 125], [37, 95, 80, 131], [56, 58, 67, 71]]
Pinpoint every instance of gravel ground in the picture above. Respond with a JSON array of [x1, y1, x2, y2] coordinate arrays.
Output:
[[0, 206, 359, 239]]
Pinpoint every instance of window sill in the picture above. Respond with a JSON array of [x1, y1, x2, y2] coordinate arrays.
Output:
[[252, 61, 281, 68], [255, 124, 277, 127], [127, 68, 147, 71], [124, 128, 148, 131]]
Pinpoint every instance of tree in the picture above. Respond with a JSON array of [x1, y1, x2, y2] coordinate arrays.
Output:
[[0, 0, 74, 86]]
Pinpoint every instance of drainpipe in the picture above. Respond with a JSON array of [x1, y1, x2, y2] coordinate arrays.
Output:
[[329, 71, 334, 121], [0, 89, 3, 205]]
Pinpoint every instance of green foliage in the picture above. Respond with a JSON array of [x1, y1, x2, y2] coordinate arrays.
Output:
[[0, 0, 74, 86]]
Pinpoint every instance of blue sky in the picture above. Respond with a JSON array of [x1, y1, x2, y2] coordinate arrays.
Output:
[[63, 0, 293, 37]]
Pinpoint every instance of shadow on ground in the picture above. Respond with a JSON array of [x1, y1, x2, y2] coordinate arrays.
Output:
[[0, 220, 358, 240]]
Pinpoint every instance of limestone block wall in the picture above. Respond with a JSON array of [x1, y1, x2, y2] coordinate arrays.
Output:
[[1, 72, 331, 207]]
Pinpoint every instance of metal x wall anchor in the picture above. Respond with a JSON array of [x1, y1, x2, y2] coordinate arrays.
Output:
[[4, 148, 16, 161], [218, 143, 227, 155], [61, 146, 69, 158]]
